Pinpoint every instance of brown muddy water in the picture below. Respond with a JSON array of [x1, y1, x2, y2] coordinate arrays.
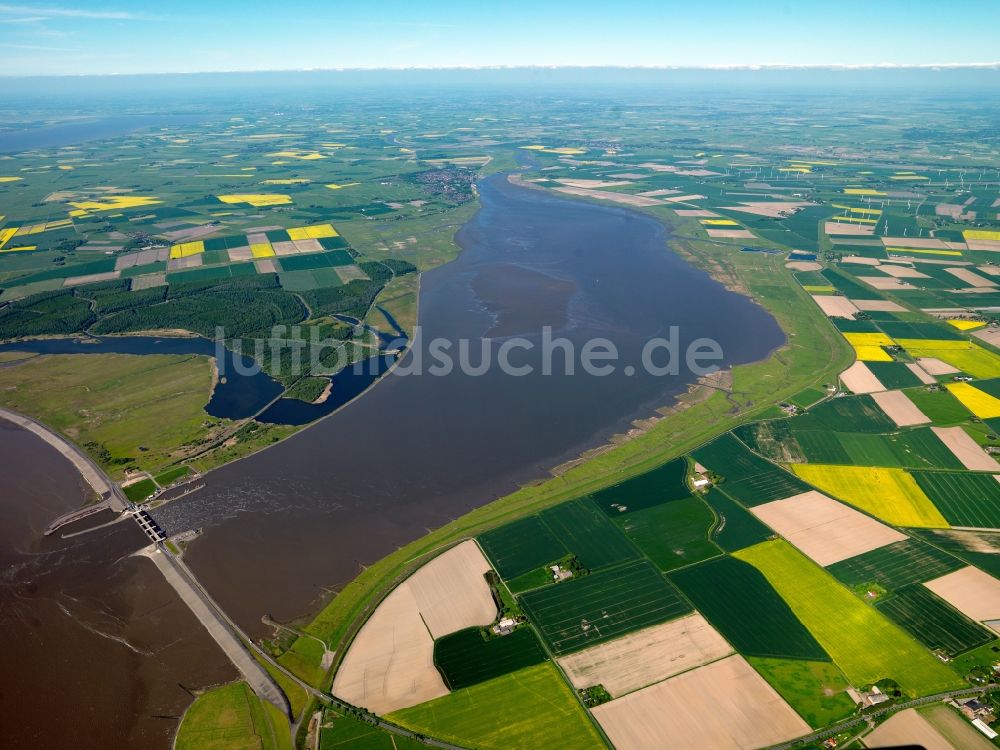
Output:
[[0, 422, 236, 748], [160, 174, 784, 632], [0, 173, 783, 748]]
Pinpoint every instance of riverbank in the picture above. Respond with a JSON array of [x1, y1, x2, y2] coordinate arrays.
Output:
[[0, 405, 118, 503]]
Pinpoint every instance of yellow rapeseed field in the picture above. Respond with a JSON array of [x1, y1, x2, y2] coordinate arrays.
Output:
[[169, 241, 205, 259], [791, 464, 948, 528], [946, 320, 985, 331], [700, 219, 739, 226], [0, 227, 18, 250], [268, 150, 326, 161], [844, 188, 886, 196], [965, 230, 1000, 242], [287, 223, 338, 240], [844, 332, 895, 347], [945, 382, 1000, 419], [250, 243, 275, 258], [216, 194, 293, 207], [886, 247, 963, 257], [852, 345, 893, 362], [735, 541, 963, 695], [0, 176, 23, 183], [15, 219, 73, 236], [833, 215, 878, 224], [518, 145, 586, 155], [897, 339, 1000, 378], [69, 196, 162, 211]]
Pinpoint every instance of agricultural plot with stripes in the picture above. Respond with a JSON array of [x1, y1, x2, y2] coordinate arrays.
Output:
[[875, 584, 995, 657], [433, 627, 548, 690], [669, 555, 829, 661], [692, 433, 810, 506], [911, 470, 1000, 528], [826, 538, 964, 591], [518, 560, 692, 655]]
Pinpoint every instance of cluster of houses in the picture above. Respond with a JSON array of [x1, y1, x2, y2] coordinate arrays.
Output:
[[951, 697, 999, 740], [841, 686, 1000, 742]]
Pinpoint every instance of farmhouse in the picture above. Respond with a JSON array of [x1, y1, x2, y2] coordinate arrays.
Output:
[[491, 617, 518, 636], [845, 685, 890, 708], [551, 564, 574, 581]]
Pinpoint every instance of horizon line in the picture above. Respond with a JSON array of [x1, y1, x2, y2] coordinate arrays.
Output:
[[4, 62, 1000, 79]]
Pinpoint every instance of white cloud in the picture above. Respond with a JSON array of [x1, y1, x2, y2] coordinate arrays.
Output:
[[0, 40, 77, 50], [0, 3, 155, 21]]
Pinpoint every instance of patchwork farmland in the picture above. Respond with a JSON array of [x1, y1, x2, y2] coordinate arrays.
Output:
[[318, 105, 1000, 750]]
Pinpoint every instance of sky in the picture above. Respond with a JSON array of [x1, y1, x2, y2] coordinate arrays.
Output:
[[1, 0, 999, 77]]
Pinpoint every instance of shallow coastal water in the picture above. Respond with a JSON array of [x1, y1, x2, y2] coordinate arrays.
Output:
[[0, 422, 236, 749]]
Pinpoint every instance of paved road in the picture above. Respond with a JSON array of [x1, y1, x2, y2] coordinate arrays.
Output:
[[141, 546, 292, 718], [172, 557, 461, 748], [769, 686, 990, 749]]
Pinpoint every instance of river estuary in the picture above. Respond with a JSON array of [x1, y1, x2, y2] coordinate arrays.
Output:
[[0, 173, 784, 748]]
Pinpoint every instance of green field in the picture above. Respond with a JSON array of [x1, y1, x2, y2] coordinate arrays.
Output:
[[748, 657, 856, 728], [318, 710, 426, 750], [519, 559, 691, 655], [911, 528, 1000, 580], [590, 457, 692, 515], [903, 387, 973, 425], [735, 419, 811, 463], [865, 361, 926, 389], [477, 515, 568, 580], [433, 627, 547, 690], [702, 488, 775, 551], [175, 682, 290, 750], [387, 663, 605, 750], [743, 421, 966, 469], [789, 386, 827, 409], [826, 538, 964, 591], [670, 555, 828, 661], [538, 499, 640, 570], [878, 321, 964, 341], [153, 465, 191, 487], [692, 433, 810, 506], [614, 495, 722, 571], [911, 470, 1000, 528], [832, 429, 964, 470], [0, 353, 217, 479], [276, 636, 328, 688], [505, 565, 560, 594], [735, 541, 964, 696], [123, 477, 157, 502], [875, 584, 995, 657], [791, 394, 897, 433]]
